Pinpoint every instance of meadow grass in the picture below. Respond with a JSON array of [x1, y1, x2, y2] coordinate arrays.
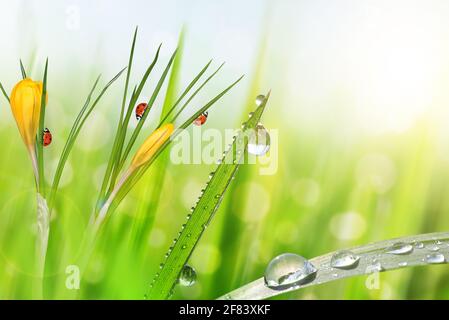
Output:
[[0, 26, 449, 300]]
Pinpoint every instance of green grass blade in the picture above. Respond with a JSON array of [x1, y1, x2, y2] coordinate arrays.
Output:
[[128, 33, 185, 253], [20, 59, 27, 79], [214, 33, 270, 292], [49, 68, 125, 210], [179, 75, 244, 130], [96, 27, 138, 210], [48, 75, 101, 209], [157, 59, 212, 127], [119, 26, 138, 125], [171, 62, 225, 124], [108, 44, 162, 189], [146, 92, 270, 299], [218, 231, 449, 300], [119, 48, 178, 168], [36, 59, 48, 195], [0, 81, 9, 103]]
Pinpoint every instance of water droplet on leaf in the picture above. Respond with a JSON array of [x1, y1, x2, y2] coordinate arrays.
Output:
[[255, 95, 265, 106], [426, 253, 445, 264], [385, 242, 413, 255], [330, 250, 360, 269], [264, 253, 317, 289], [248, 124, 270, 156], [179, 265, 197, 287]]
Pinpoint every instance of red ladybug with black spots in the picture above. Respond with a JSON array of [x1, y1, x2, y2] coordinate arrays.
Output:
[[193, 111, 208, 126], [42, 128, 52, 147], [135, 102, 148, 120]]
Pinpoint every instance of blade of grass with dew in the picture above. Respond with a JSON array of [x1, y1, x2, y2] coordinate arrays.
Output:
[[20, 59, 27, 79], [96, 27, 138, 210], [129, 33, 184, 252], [106, 76, 246, 220], [217, 231, 449, 300], [48, 68, 126, 210], [214, 30, 270, 294], [0, 81, 9, 102], [118, 48, 178, 168], [36, 59, 48, 195], [146, 92, 270, 299]]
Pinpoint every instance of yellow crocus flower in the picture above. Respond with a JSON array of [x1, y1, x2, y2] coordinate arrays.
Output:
[[96, 123, 175, 224], [131, 123, 175, 169], [10, 78, 44, 147]]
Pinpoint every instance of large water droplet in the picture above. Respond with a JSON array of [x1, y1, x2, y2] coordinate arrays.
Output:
[[255, 95, 265, 106], [425, 253, 445, 264], [248, 124, 270, 156], [179, 265, 197, 287], [330, 250, 360, 269], [385, 242, 413, 255], [264, 253, 317, 289]]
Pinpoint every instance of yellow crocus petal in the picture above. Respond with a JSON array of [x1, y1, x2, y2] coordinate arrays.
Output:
[[131, 123, 175, 169], [10, 78, 44, 147]]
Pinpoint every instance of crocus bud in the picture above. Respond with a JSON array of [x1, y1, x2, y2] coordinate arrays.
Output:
[[10, 78, 44, 147], [131, 123, 174, 169]]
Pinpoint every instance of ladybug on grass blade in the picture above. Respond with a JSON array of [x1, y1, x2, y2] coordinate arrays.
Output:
[[135, 102, 148, 120], [42, 128, 52, 147], [193, 111, 208, 126]]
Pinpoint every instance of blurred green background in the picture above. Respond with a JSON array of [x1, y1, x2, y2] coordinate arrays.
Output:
[[1, 0, 449, 299]]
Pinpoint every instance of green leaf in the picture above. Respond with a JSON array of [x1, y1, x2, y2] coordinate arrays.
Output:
[[49, 68, 126, 210], [36, 59, 48, 195], [157, 59, 212, 127], [128, 32, 184, 252], [108, 44, 162, 190], [146, 92, 270, 299], [20, 59, 27, 79], [118, 48, 178, 168], [96, 26, 139, 209], [0, 81, 9, 103]]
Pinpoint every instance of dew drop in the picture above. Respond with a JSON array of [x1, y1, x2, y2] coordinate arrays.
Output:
[[255, 94, 265, 106], [414, 242, 424, 249], [248, 124, 270, 156], [427, 244, 440, 252], [425, 253, 445, 264], [385, 242, 413, 255], [182, 244, 187, 249], [398, 261, 408, 267], [330, 250, 360, 269], [264, 253, 317, 289], [179, 265, 196, 287]]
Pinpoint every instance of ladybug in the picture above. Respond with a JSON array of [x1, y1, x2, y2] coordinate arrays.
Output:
[[135, 102, 148, 120], [42, 128, 52, 147], [193, 111, 208, 126]]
